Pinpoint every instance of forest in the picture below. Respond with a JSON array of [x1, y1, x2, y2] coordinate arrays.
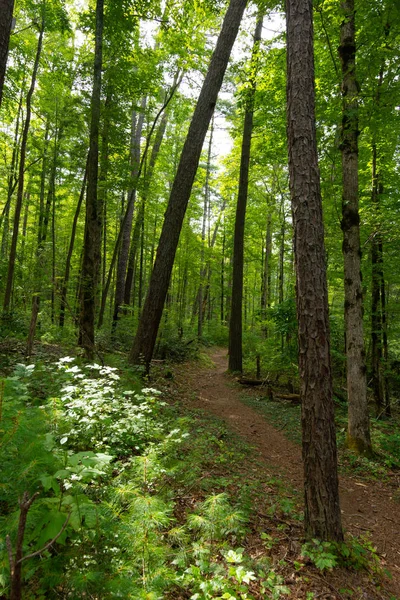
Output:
[[0, 0, 400, 598]]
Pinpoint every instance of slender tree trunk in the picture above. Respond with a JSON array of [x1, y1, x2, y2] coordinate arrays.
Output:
[[0, 0, 15, 108], [26, 128, 59, 356], [286, 0, 343, 541], [79, 0, 104, 357], [59, 164, 87, 327], [338, 0, 372, 455], [380, 256, 390, 417], [98, 89, 112, 299], [113, 98, 146, 323], [221, 223, 225, 324], [261, 214, 272, 336], [20, 191, 29, 264], [228, 14, 262, 372], [371, 144, 384, 417], [3, 17, 44, 312], [99, 83, 178, 329], [198, 122, 213, 339], [1, 86, 23, 258]]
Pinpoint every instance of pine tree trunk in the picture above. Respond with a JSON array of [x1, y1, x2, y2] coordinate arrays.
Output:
[[228, 15, 262, 372], [79, 0, 104, 357], [338, 0, 372, 455], [286, 0, 343, 541], [3, 17, 44, 312], [0, 0, 15, 108], [129, 0, 247, 368]]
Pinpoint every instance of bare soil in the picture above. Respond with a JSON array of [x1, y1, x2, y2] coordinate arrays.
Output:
[[174, 347, 400, 598]]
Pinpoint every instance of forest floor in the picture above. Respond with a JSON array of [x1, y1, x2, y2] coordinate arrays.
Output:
[[171, 346, 400, 599]]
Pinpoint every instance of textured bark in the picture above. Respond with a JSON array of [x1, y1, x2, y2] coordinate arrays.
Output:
[[3, 18, 44, 312], [0, 0, 15, 108], [130, 0, 248, 368], [286, 0, 343, 541], [228, 14, 263, 372], [338, 0, 372, 455], [79, 0, 104, 357]]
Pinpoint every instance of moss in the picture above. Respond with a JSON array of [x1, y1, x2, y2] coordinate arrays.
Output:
[[345, 433, 374, 459]]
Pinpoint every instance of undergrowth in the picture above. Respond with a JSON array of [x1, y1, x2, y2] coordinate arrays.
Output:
[[0, 355, 291, 599], [0, 349, 395, 599]]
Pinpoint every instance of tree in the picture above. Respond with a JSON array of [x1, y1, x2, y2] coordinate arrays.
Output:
[[129, 0, 248, 369], [0, 0, 15, 108], [229, 13, 263, 372], [286, 0, 343, 541], [79, 0, 104, 357], [338, 0, 372, 456], [3, 13, 45, 312]]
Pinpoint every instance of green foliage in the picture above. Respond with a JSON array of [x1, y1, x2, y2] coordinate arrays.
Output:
[[302, 536, 382, 574]]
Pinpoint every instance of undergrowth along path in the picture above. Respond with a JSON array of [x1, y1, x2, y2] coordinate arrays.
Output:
[[176, 347, 400, 595]]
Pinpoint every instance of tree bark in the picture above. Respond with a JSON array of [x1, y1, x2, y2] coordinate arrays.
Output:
[[228, 14, 263, 372], [0, 0, 15, 108], [3, 17, 44, 312], [338, 0, 372, 456], [286, 0, 343, 541], [79, 0, 104, 357], [130, 0, 248, 369]]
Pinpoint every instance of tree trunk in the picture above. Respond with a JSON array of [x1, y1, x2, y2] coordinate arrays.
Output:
[[221, 223, 225, 324], [129, 0, 248, 368], [3, 17, 44, 312], [261, 213, 272, 336], [286, 0, 343, 541], [229, 14, 263, 372], [0, 0, 15, 108], [59, 163, 87, 327], [338, 0, 372, 456], [26, 128, 59, 356], [113, 98, 146, 324], [198, 122, 213, 339], [1, 85, 23, 260], [371, 144, 384, 417], [79, 0, 104, 357]]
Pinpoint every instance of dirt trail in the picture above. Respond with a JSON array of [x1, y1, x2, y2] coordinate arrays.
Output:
[[176, 347, 400, 594]]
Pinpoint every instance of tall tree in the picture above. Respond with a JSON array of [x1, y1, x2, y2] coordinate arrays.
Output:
[[286, 0, 343, 541], [79, 0, 104, 357], [3, 15, 45, 312], [228, 13, 263, 372], [338, 0, 372, 455], [130, 0, 248, 369], [0, 0, 15, 108]]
